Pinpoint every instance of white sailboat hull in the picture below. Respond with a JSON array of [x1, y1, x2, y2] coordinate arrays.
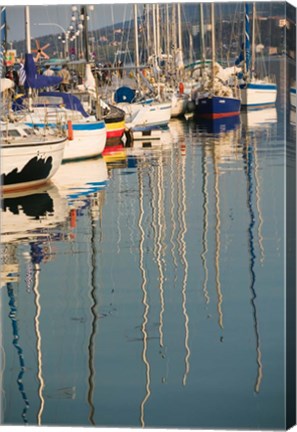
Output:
[[2, 137, 66, 193], [19, 108, 107, 162], [171, 94, 189, 117], [117, 101, 172, 129], [62, 122, 107, 162], [240, 82, 277, 108]]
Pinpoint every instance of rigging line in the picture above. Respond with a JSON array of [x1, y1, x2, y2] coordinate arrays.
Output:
[[32, 263, 45, 426], [138, 167, 151, 428]]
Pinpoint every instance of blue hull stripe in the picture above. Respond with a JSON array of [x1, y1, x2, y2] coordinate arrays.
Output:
[[241, 83, 277, 90], [26, 121, 105, 131], [241, 102, 275, 107]]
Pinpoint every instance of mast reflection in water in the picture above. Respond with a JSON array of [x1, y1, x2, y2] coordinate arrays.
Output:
[[0, 110, 287, 429]]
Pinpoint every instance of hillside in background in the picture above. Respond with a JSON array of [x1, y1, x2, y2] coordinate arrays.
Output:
[[8, 2, 295, 65]]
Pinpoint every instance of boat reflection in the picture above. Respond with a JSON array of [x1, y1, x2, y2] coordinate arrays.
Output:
[[0, 164, 109, 425], [0, 104, 281, 427], [1, 184, 69, 246], [1, 184, 71, 425], [193, 115, 241, 134], [52, 158, 108, 209], [241, 107, 277, 129], [126, 127, 174, 158]]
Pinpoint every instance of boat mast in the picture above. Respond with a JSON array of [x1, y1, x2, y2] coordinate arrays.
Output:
[[172, 4, 177, 81], [24, 6, 32, 111], [200, 3, 206, 64], [146, 4, 150, 60], [166, 4, 170, 76], [251, 2, 256, 80], [166, 5, 170, 60], [177, 3, 182, 52], [133, 4, 140, 87], [81, 6, 89, 63], [156, 4, 160, 58], [211, 3, 216, 87], [152, 4, 157, 61]]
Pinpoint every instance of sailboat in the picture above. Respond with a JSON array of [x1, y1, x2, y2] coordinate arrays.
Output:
[[113, 5, 172, 130], [194, 3, 241, 119], [69, 6, 126, 148], [1, 116, 66, 193], [13, 7, 107, 162], [236, 3, 277, 108]]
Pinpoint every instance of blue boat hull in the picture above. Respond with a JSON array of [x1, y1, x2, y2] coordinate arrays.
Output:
[[194, 96, 241, 119]]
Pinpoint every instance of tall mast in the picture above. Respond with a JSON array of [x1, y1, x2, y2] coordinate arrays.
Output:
[[133, 4, 140, 86], [166, 4, 170, 60], [25, 6, 32, 111], [25, 6, 31, 55], [152, 4, 157, 58], [81, 6, 89, 63], [146, 4, 150, 60], [156, 4, 160, 58], [211, 3, 216, 85], [251, 2, 256, 79], [172, 4, 177, 55], [200, 3, 206, 63], [177, 3, 182, 51]]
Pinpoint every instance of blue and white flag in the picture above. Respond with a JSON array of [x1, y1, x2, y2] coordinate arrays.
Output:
[[0, 7, 6, 45], [0, 7, 7, 76]]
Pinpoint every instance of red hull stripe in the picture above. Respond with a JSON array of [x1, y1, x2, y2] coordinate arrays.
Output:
[[102, 145, 124, 155], [106, 128, 125, 139], [198, 111, 240, 119]]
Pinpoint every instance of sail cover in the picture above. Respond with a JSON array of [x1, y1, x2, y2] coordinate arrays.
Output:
[[24, 53, 62, 89]]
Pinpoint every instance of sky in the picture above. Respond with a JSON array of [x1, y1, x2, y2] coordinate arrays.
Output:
[[5, 4, 134, 42], [6, 0, 295, 43]]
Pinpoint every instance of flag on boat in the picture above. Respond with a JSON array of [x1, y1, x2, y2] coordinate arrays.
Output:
[[0, 7, 7, 76], [0, 7, 6, 45]]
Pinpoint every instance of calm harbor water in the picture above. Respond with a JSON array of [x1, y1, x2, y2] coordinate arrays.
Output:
[[1, 108, 295, 429]]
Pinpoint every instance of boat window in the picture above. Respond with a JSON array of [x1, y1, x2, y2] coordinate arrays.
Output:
[[24, 128, 36, 135], [2, 129, 22, 137], [36, 96, 64, 106]]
